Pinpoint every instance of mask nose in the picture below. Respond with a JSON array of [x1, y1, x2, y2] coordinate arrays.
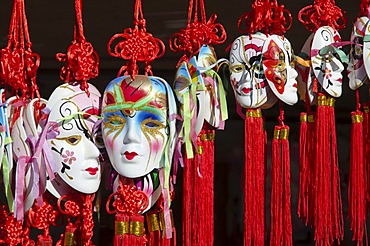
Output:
[[122, 118, 141, 145]]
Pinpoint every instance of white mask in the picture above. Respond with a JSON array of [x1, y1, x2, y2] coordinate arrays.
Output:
[[229, 33, 268, 108], [311, 26, 344, 97], [262, 35, 298, 105], [102, 75, 176, 179], [46, 83, 101, 194]]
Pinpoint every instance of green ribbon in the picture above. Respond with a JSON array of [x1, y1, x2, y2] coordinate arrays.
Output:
[[2, 152, 14, 211], [318, 45, 349, 63]]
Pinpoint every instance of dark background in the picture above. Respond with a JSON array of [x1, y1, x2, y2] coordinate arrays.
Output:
[[0, 0, 367, 245]]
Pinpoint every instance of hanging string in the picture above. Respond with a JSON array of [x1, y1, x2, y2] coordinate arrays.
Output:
[[107, 0, 165, 79], [169, 0, 226, 65], [298, 0, 347, 32], [56, 0, 99, 95]]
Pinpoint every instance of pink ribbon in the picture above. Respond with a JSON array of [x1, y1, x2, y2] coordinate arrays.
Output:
[[14, 156, 30, 221], [159, 168, 173, 239]]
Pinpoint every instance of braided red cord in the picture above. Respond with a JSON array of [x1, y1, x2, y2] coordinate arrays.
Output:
[[298, 0, 347, 32], [169, 0, 226, 65], [237, 0, 292, 36], [107, 0, 164, 79], [0, 0, 40, 100], [106, 180, 149, 216], [56, 0, 99, 95], [81, 195, 95, 246]]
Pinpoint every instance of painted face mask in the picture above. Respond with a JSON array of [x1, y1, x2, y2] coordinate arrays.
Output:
[[46, 83, 101, 194], [102, 75, 176, 179], [229, 33, 268, 108], [354, 16, 370, 89], [262, 35, 298, 105], [311, 26, 344, 98]]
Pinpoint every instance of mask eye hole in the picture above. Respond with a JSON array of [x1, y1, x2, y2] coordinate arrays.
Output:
[[66, 135, 81, 146], [230, 65, 244, 73]]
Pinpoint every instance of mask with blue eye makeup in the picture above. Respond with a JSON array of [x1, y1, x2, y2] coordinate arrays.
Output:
[[102, 75, 176, 179]]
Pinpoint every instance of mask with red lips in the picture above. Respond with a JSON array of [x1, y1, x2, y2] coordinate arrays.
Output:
[[262, 35, 298, 105], [102, 75, 175, 179]]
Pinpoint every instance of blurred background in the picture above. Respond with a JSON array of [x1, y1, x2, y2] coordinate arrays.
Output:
[[0, 0, 367, 245]]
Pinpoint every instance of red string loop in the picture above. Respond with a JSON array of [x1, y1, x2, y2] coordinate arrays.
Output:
[[107, 0, 165, 79]]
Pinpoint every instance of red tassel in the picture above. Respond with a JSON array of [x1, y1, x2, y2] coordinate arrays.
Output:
[[363, 103, 370, 207], [114, 214, 147, 246], [313, 94, 343, 245], [298, 112, 308, 223], [182, 124, 214, 246], [182, 153, 193, 246], [349, 111, 367, 245], [270, 124, 292, 246], [270, 126, 282, 246], [147, 209, 176, 246], [244, 108, 265, 246], [281, 126, 292, 246]]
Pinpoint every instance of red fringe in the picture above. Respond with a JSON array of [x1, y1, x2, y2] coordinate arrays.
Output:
[[349, 111, 367, 245], [363, 103, 370, 208], [270, 125, 292, 246], [36, 235, 53, 246], [114, 214, 147, 246], [298, 112, 309, 224], [244, 109, 265, 246], [182, 124, 214, 246], [148, 227, 176, 246], [313, 95, 343, 245]]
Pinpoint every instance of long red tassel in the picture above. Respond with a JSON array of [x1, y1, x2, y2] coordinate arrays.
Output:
[[147, 209, 176, 246], [244, 108, 265, 246], [270, 126, 282, 246], [348, 91, 367, 245], [314, 94, 343, 245], [298, 113, 309, 224], [182, 124, 214, 246], [281, 126, 292, 246], [363, 103, 370, 207], [182, 155, 193, 246]]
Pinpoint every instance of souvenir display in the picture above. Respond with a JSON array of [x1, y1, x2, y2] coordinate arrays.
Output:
[[169, 0, 227, 245], [104, 0, 177, 245], [297, 0, 347, 244]]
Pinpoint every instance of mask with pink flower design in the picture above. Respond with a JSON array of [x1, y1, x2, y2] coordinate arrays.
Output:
[[45, 83, 102, 196], [311, 26, 345, 98]]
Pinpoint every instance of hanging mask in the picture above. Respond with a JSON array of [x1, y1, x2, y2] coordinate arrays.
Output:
[[45, 83, 101, 195], [262, 35, 298, 105], [229, 33, 268, 108], [102, 75, 177, 179], [311, 26, 344, 98]]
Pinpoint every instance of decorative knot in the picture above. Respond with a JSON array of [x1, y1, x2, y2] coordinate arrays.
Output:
[[56, 39, 99, 95], [169, 13, 226, 63]]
